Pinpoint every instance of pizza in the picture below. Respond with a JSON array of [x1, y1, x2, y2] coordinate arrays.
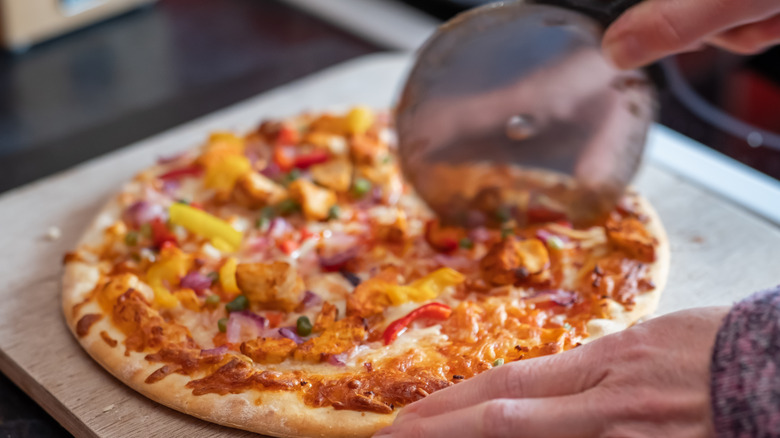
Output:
[[62, 107, 669, 438]]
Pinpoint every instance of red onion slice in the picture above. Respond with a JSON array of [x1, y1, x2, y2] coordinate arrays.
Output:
[[180, 271, 213, 295], [327, 353, 347, 366], [535, 229, 569, 244], [301, 291, 323, 308], [226, 312, 263, 344], [200, 346, 228, 356], [234, 310, 267, 329], [278, 327, 304, 344], [123, 201, 166, 228]]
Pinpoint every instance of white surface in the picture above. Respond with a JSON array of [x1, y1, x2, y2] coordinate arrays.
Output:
[[281, 0, 780, 227]]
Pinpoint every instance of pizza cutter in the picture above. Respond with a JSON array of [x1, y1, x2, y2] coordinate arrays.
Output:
[[396, 0, 657, 226]]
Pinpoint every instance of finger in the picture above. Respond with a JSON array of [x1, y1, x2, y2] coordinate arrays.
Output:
[[396, 346, 604, 420], [376, 395, 601, 438], [603, 0, 780, 69], [708, 13, 780, 54]]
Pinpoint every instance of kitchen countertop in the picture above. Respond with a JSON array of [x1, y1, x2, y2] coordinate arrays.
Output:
[[0, 1, 378, 436]]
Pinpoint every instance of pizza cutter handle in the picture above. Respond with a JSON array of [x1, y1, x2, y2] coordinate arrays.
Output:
[[531, 0, 643, 27]]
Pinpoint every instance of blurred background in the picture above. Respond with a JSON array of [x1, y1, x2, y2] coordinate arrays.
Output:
[[0, 0, 777, 436]]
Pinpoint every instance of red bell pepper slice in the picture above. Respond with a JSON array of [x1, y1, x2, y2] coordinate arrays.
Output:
[[278, 240, 299, 255], [158, 165, 202, 181], [425, 220, 464, 253], [293, 150, 329, 169], [273, 146, 296, 172], [382, 302, 452, 345], [150, 218, 177, 249]]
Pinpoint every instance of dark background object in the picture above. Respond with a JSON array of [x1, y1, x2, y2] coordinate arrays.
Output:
[[397, 0, 780, 180]]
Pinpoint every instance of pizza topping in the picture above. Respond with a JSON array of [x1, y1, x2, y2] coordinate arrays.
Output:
[[240, 337, 297, 364], [288, 179, 337, 221], [296, 316, 313, 337], [150, 218, 177, 250], [179, 271, 213, 295], [168, 203, 243, 252], [158, 164, 203, 181], [294, 316, 367, 362], [218, 257, 241, 295], [351, 177, 372, 198], [386, 268, 465, 306], [310, 158, 353, 192], [383, 303, 453, 345], [225, 295, 248, 312], [605, 215, 656, 262], [235, 261, 305, 312], [425, 219, 466, 253], [232, 172, 287, 209], [225, 311, 265, 344], [146, 245, 191, 308], [279, 327, 305, 344], [313, 302, 338, 332], [479, 237, 550, 286], [123, 201, 166, 229]]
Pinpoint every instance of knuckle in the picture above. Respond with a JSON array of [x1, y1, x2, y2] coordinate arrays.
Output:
[[481, 399, 519, 438], [499, 363, 527, 397], [648, 5, 689, 48], [404, 420, 431, 438]]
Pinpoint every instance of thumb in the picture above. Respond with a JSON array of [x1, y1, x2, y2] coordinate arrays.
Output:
[[603, 0, 771, 69]]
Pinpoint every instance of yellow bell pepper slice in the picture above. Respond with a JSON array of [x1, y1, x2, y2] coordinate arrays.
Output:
[[219, 257, 241, 295], [204, 154, 251, 194], [386, 268, 465, 306], [146, 246, 191, 308], [169, 203, 243, 252], [346, 106, 374, 136]]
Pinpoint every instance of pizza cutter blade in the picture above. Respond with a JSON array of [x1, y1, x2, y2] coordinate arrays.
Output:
[[396, 0, 657, 226]]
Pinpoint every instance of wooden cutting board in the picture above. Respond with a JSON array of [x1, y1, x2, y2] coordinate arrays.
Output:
[[0, 53, 778, 438]]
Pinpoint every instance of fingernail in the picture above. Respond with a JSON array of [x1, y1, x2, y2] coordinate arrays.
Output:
[[604, 34, 645, 69]]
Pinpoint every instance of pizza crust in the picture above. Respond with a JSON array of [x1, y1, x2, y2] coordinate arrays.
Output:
[[584, 193, 670, 341], [62, 186, 669, 438]]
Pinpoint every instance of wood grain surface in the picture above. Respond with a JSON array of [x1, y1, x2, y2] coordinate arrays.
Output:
[[0, 53, 778, 438]]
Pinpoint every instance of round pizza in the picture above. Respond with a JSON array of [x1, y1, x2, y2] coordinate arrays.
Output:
[[62, 107, 669, 438]]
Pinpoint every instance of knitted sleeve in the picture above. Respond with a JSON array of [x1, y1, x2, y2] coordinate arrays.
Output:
[[711, 287, 780, 437]]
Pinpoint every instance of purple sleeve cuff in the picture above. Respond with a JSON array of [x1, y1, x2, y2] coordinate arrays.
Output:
[[711, 286, 780, 437]]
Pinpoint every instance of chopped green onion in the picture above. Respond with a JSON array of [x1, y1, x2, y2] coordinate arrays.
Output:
[[256, 216, 270, 230], [352, 178, 372, 198], [218, 318, 229, 333], [296, 316, 313, 337], [501, 227, 514, 239], [495, 206, 512, 223], [140, 223, 152, 238], [459, 237, 474, 249], [206, 295, 221, 306], [176, 199, 190, 205], [381, 155, 392, 164], [207, 271, 219, 283], [563, 322, 572, 331], [124, 231, 139, 246], [282, 169, 301, 186], [547, 236, 565, 251], [276, 199, 301, 216], [493, 358, 504, 367], [225, 295, 248, 312], [327, 205, 340, 220]]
